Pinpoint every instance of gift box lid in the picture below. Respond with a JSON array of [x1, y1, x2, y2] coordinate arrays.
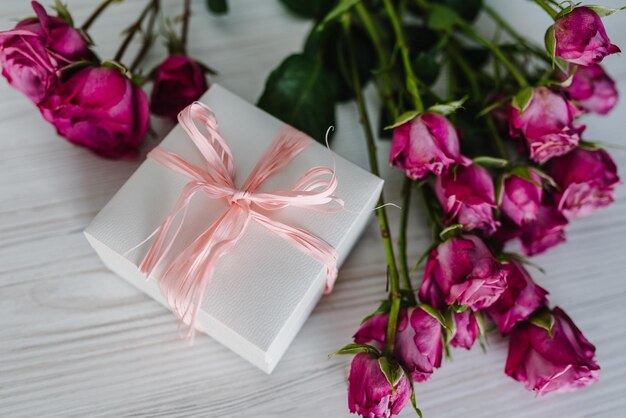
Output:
[[84, 84, 383, 373]]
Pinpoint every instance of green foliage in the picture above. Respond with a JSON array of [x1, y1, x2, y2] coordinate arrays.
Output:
[[279, 0, 334, 19], [258, 54, 338, 141], [378, 357, 405, 390], [435, 0, 483, 22], [331, 343, 381, 356], [529, 307, 555, 337], [206, 0, 228, 14]]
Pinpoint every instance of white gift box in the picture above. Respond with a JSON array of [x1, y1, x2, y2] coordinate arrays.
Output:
[[84, 84, 383, 373]]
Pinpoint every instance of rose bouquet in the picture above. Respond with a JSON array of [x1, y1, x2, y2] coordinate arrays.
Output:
[[257, 0, 622, 416]]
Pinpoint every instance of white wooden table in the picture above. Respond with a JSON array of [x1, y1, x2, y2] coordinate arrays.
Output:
[[1, 1, 625, 417]]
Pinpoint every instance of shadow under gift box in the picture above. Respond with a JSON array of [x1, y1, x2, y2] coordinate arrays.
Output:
[[84, 84, 384, 373]]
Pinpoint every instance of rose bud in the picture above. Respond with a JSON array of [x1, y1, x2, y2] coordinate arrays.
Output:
[[354, 308, 443, 382], [150, 54, 209, 121], [519, 196, 568, 256], [435, 164, 499, 235], [0, 1, 91, 104], [348, 352, 411, 418], [548, 148, 620, 219], [40, 66, 149, 159], [554, 7, 620, 66], [390, 112, 469, 180], [449, 311, 479, 350], [505, 307, 599, 395], [486, 260, 548, 334], [500, 170, 543, 226], [563, 65, 618, 115], [509, 87, 584, 164], [419, 235, 508, 311]]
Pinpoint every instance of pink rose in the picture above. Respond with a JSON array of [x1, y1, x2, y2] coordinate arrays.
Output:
[[150, 54, 209, 121], [499, 196, 568, 256], [449, 310, 479, 350], [434, 164, 499, 235], [486, 260, 548, 334], [509, 87, 584, 163], [390, 112, 468, 179], [554, 7, 620, 66], [0, 1, 91, 104], [348, 352, 411, 418], [501, 170, 543, 226], [548, 148, 620, 219], [505, 307, 599, 395], [40, 66, 149, 159], [563, 65, 618, 115], [419, 235, 508, 311], [354, 308, 443, 382]]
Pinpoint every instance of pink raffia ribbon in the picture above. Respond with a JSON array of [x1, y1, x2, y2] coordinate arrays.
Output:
[[138, 101, 343, 339]]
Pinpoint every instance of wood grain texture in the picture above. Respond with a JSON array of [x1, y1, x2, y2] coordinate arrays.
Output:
[[1, 1, 625, 417]]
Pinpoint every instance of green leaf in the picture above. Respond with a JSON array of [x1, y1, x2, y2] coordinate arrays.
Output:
[[511, 87, 534, 114], [502, 252, 546, 274], [331, 343, 380, 357], [585, 5, 626, 17], [316, 0, 361, 31], [413, 50, 440, 86], [418, 304, 450, 330], [579, 140, 603, 151], [495, 173, 505, 206], [101, 60, 129, 76], [529, 307, 555, 337], [440, 0, 483, 22], [450, 302, 468, 313], [385, 110, 420, 130], [545, 26, 556, 68], [427, 4, 460, 32], [509, 166, 541, 187], [473, 155, 509, 168], [53, 0, 74, 26], [402, 370, 424, 418], [412, 242, 438, 273], [361, 300, 391, 324], [258, 54, 338, 141], [378, 357, 404, 390], [439, 223, 463, 241], [206, 0, 228, 14], [428, 96, 467, 116], [477, 96, 511, 118], [279, 0, 334, 19]]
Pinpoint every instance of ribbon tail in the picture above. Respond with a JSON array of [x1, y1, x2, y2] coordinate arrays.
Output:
[[138, 182, 203, 277], [251, 212, 338, 294], [158, 206, 251, 340]]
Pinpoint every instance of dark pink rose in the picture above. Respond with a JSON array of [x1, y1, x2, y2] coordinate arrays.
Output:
[[150, 54, 209, 121], [449, 311, 479, 350], [505, 307, 599, 395], [500, 170, 543, 226], [40, 66, 149, 159], [486, 260, 548, 334], [434, 164, 499, 235], [548, 148, 620, 219], [348, 352, 411, 418], [520, 197, 568, 256], [496, 197, 568, 256], [0, 1, 91, 104], [390, 112, 469, 179], [563, 65, 618, 115], [509, 87, 584, 164], [554, 7, 620, 66], [419, 235, 508, 311], [354, 308, 443, 382]]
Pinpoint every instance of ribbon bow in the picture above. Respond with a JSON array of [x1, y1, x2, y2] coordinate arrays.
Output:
[[138, 102, 343, 338]]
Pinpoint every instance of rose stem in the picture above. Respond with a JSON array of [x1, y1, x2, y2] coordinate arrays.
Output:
[[534, 0, 559, 20], [343, 14, 402, 356], [181, 0, 192, 52], [113, 0, 158, 64], [399, 178, 417, 304], [354, 3, 398, 119], [382, 0, 425, 113], [129, 0, 160, 73], [81, 0, 118, 31]]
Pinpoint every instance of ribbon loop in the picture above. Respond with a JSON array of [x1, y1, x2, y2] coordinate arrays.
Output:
[[139, 102, 343, 338]]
